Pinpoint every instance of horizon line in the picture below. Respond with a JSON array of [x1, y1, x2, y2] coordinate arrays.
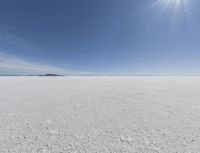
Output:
[[1, 74, 200, 77]]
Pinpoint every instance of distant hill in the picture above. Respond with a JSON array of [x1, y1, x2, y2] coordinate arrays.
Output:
[[39, 74, 64, 76]]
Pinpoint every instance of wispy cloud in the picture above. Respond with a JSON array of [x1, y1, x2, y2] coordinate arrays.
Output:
[[0, 52, 92, 75], [0, 52, 70, 75], [0, 26, 68, 75], [0, 25, 91, 75], [0, 25, 45, 54]]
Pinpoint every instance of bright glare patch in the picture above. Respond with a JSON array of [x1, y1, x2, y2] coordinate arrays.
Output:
[[152, 0, 190, 12], [152, 0, 193, 26]]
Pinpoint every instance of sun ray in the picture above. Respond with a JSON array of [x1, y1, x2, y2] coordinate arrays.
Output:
[[151, 0, 194, 26]]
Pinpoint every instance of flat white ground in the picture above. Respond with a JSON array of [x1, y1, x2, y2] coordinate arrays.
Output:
[[0, 76, 200, 153]]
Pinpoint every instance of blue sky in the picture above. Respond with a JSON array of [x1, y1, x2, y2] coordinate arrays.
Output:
[[0, 0, 200, 75]]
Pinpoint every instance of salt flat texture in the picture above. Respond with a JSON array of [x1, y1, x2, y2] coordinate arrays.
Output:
[[0, 76, 200, 153]]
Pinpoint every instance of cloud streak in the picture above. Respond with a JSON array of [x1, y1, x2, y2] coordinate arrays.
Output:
[[0, 52, 71, 75], [0, 25, 46, 55], [0, 25, 91, 75]]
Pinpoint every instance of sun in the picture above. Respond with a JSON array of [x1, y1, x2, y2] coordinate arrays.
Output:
[[151, 0, 195, 30], [152, 0, 192, 21], [152, 0, 190, 11]]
